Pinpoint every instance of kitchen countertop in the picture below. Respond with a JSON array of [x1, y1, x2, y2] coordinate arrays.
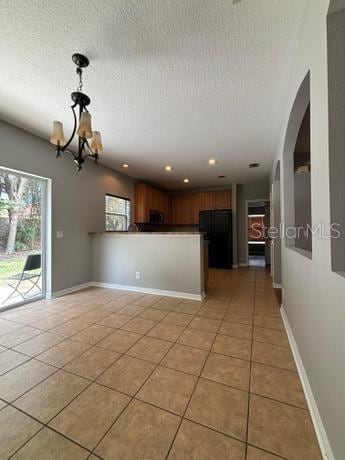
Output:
[[88, 231, 205, 235]]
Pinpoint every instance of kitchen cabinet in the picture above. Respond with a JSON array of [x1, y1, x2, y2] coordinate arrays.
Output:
[[134, 184, 171, 224], [135, 183, 231, 225], [134, 184, 150, 223], [202, 191, 231, 210], [202, 192, 216, 210], [215, 191, 231, 209], [172, 193, 201, 224], [191, 193, 202, 223], [171, 195, 184, 224]]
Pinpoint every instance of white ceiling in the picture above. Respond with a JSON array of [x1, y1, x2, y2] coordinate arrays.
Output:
[[0, 0, 306, 190]]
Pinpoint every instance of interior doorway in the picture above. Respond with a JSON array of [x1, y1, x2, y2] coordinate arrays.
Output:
[[246, 199, 270, 267], [0, 167, 48, 310]]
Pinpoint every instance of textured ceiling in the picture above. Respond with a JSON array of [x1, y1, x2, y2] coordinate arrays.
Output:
[[0, 0, 306, 190]]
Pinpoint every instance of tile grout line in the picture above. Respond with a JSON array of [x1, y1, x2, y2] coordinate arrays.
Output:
[[2, 294, 162, 458], [164, 273, 241, 459], [244, 267, 258, 459], [1, 273, 304, 459], [90, 300, 197, 457]]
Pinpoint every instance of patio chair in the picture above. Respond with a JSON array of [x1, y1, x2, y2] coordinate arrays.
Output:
[[1, 253, 42, 305]]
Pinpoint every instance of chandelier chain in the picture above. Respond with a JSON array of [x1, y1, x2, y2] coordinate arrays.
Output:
[[77, 67, 83, 92]]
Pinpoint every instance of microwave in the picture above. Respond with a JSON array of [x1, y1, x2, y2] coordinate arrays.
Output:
[[150, 210, 164, 224]]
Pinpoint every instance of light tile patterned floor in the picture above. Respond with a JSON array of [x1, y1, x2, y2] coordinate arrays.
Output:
[[0, 268, 322, 459]]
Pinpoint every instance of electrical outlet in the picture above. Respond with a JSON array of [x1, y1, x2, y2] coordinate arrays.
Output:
[[136, 271, 141, 280], [56, 230, 64, 239]]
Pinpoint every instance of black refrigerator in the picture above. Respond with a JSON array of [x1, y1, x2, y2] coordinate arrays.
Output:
[[199, 210, 233, 269]]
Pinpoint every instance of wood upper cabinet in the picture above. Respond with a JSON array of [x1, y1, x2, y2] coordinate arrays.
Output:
[[202, 192, 216, 210], [171, 195, 183, 224], [201, 191, 231, 210], [191, 193, 202, 223], [134, 183, 150, 223], [135, 184, 231, 225], [215, 191, 231, 209], [134, 184, 171, 224], [172, 193, 201, 224]]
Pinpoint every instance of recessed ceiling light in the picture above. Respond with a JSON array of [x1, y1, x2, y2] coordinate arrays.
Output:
[[208, 158, 217, 165], [165, 165, 173, 171], [249, 163, 260, 168], [218, 175, 226, 179], [183, 178, 190, 183], [122, 164, 129, 168]]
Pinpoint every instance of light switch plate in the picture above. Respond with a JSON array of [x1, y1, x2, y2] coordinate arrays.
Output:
[[56, 230, 64, 239], [136, 271, 141, 280]]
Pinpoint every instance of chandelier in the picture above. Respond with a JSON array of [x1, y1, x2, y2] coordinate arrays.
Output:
[[50, 53, 102, 171]]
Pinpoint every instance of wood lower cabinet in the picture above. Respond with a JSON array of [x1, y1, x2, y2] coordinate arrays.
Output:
[[135, 184, 231, 225]]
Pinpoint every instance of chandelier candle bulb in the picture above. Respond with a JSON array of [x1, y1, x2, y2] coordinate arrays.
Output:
[[91, 131, 103, 154], [50, 121, 66, 146], [77, 111, 93, 139]]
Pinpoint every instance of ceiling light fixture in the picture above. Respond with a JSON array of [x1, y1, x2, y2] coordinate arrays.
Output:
[[208, 158, 217, 165], [50, 53, 102, 171], [165, 165, 173, 171], [183, 178, 190, 183], [122, 164, 129, 168]]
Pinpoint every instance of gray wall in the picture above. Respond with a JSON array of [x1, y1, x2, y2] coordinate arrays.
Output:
[[270, 0, 345, 457], [91, 233, 204, 298], [0, 120, 135, 294], [328, 5, 345, 273], [237, 179, 270, 265]]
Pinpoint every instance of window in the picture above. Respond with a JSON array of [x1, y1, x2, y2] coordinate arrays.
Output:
[[105, 194, 130, 231]]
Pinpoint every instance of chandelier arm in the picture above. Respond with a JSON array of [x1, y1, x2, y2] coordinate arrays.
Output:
[[61, 148, 78, 160], [84, 140, 99, 163], [84, 139, 95, 156], [61, 103, 78, 151]]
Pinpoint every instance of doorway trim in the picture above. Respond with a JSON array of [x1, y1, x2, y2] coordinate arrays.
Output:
[[245, 198, 270, 267], [0, 166, 52, 312]]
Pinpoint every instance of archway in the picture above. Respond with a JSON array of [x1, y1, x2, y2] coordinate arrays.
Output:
[[283, 72, 311, 254]]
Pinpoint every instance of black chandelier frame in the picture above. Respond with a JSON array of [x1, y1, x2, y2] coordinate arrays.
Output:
[[54, 53, 99, 171]]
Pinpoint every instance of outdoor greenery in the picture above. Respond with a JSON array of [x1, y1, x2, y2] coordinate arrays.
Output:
[[15, 219, 41, 251], [0, 257, 25, 286], [0, 170, 42, 254]]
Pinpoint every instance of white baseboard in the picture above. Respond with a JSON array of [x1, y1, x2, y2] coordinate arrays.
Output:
[[281, 306, 334, 460], [91, 282, 205, 301], [47, 282, 93, 299], [50, 281, 205, 301], [273, 282, 282, 289], [239, 263, 248, 267], [232, 264, 239, 269]]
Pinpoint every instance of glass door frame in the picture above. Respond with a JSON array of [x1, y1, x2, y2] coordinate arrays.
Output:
[[0, 166, 51, 312]]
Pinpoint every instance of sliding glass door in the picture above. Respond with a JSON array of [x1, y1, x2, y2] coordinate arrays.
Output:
[[0, 167, 47, 310]]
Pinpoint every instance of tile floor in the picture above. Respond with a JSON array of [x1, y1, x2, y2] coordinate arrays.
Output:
[[0, 268, 322, 459]]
